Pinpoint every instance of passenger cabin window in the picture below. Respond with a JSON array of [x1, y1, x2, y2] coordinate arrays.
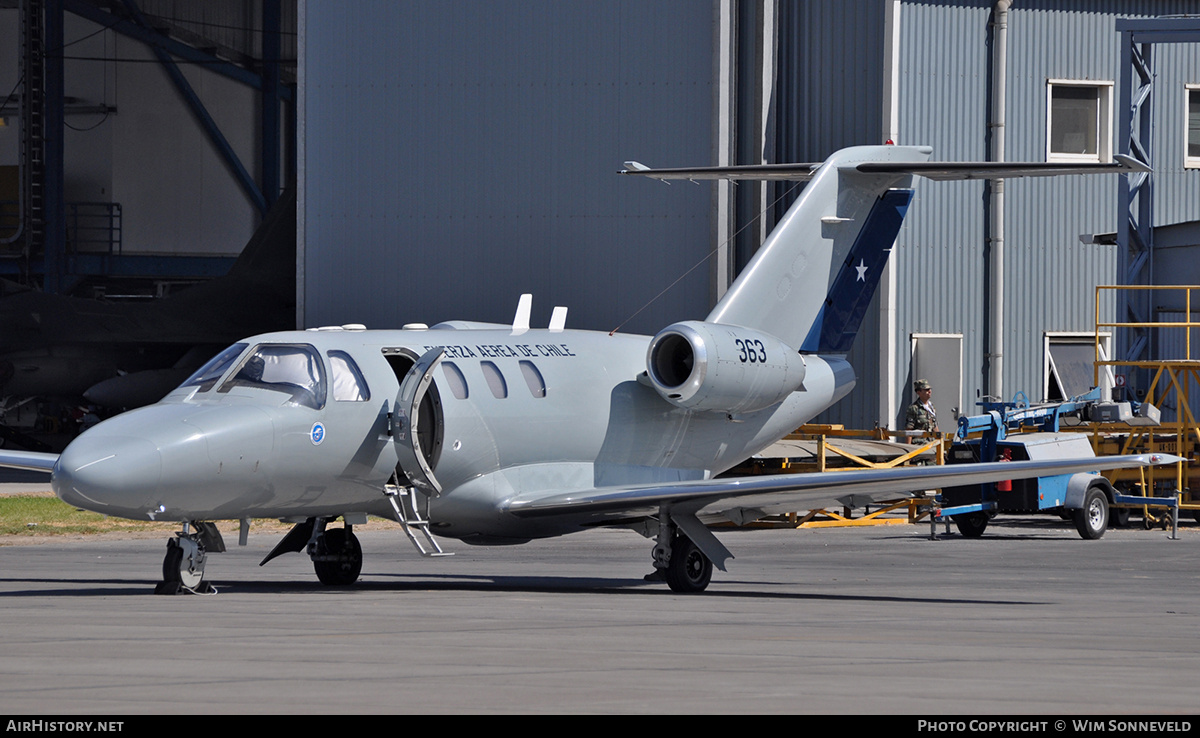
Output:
[[442, 362, 469, 400], [519, 360, 546, 398], [480, 361, 508, 399], [179, 343, 248, 392], [219, 344, 327, 409], [328, 351, 370, 401]]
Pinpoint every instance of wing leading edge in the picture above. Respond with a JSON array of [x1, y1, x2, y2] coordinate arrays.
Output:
[[0, 450, 59, 473], [505, 454, 1179, 524]]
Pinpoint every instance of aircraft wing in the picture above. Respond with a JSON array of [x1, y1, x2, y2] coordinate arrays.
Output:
[[505, 453, 1178, 524], [621, 154, 1148, 182], [0, 450, 59, 473]]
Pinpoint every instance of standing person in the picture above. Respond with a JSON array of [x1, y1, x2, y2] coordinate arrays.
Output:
[[905, 378, 938, 441]]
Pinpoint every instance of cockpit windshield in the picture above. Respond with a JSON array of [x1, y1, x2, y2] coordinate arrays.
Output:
[[178, 343, 249, 393], [218, 344, 327, 409]]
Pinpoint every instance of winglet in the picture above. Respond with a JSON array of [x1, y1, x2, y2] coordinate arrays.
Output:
[[1114, 154, 1151, 174]]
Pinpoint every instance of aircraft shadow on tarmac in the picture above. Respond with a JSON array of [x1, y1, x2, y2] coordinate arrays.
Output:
[[0, 572, 1040, 605]]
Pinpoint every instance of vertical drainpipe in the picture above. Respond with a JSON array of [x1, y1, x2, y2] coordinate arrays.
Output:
[[987, 0, 1011, 401], [712, 0, 737, 306], [880, 0, 901, 431]]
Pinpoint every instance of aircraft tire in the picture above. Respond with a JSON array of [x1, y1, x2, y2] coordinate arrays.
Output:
[[953, 512, 989, 538], [163, 538, 203, 589], [664, 534, 712, 593], [313, 527, 363, 586], [1073, 487, 1108, 540]]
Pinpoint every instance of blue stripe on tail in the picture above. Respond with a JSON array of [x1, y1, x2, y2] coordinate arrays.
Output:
[[800, 188, 914, 353]]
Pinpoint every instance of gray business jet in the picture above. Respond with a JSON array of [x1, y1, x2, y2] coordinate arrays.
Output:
[[0, 145, 1172, 593]]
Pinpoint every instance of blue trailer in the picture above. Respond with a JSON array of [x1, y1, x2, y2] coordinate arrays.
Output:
[[940, 432, 1117, 538], [939, 390, 1176, 539]]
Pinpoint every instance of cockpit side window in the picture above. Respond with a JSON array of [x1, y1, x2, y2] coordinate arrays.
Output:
[[219, 344, 327, 409], [329, 351, 370, 401], [179, 343, 248, 393]]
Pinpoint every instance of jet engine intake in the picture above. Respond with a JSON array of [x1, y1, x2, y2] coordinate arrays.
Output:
[[645, 321, 806, 413]]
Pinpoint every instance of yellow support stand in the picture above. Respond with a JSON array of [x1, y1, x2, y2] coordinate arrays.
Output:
[[1093, 285, 1199, 524], [731, 426, 946, 528]]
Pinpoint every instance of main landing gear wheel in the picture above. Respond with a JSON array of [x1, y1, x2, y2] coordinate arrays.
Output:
[[664, 534, 713, 593], [312, 527, 363, 586], [1073, 487, 1108, 540], [953, 512, 989, 538], [156, 536, 210, 594]]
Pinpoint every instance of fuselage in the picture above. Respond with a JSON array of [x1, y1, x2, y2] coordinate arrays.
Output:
[[51, 323, 855, 542]]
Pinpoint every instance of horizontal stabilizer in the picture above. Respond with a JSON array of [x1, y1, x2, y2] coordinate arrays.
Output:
[[856, 154, 1149, 180], [621, 153, 1148, 182], [621, 161, 821, 181]]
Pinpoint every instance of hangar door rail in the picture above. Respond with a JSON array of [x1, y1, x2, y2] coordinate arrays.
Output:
[[1093, 285, 1196, 518]]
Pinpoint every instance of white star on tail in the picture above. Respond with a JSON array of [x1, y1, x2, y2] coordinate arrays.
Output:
[[855, 259, 868, 282]]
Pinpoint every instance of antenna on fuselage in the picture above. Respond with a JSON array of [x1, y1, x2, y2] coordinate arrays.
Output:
[[512, 293, 533, 335]]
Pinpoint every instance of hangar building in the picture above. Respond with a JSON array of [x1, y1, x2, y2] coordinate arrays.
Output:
[[299, 0, 1200, 432], [3, 1, 1199, 434]]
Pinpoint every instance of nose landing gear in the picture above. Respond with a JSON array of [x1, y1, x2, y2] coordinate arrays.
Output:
[[155, 522, 224, 595]]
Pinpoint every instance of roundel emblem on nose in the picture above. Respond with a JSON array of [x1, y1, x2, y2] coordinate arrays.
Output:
[[311, 422, 325, 445]]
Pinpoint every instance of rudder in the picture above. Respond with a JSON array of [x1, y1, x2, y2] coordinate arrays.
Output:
[[705, 145, 930, 352]]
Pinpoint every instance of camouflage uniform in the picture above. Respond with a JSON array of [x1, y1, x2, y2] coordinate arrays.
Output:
[[905, 379, 938, 437], [905, 401, 938, 433]]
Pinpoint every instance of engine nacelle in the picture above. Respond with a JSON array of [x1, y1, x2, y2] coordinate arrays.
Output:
[[645, 321, 807, 413]]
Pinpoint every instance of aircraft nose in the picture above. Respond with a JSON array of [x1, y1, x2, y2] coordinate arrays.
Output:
[[53, 434, 163, 517]]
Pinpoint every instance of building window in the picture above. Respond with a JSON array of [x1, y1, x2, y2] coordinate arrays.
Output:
[[1047, 80, 1112, 163], [1187, 85, 1200, 169], [1044, 333, 1111, 402]]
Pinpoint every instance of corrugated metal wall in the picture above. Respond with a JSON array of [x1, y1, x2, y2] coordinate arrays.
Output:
[[889, 0, 991, 430], [771, 0, 888, 427], [883, 0, 1200, 431], [299, 0, 1199, 432], [301, 0, 716, 334]]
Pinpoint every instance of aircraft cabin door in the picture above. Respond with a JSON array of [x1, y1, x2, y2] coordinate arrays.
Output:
[[390, 347, 446, 496]]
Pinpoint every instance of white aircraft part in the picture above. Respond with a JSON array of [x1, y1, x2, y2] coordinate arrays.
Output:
[[392, 347, 445, 495], [705, 145, 929, 350], [645, 321, 806, 413]]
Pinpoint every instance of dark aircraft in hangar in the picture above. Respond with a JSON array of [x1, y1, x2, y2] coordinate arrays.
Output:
[[0, 190, 295, 448]]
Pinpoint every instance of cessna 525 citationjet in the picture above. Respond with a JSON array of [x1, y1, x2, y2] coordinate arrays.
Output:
[[0, 145, 1173, 594]]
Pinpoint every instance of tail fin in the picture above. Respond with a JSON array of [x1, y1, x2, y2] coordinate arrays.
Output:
[[706, 145, 930, 352]]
